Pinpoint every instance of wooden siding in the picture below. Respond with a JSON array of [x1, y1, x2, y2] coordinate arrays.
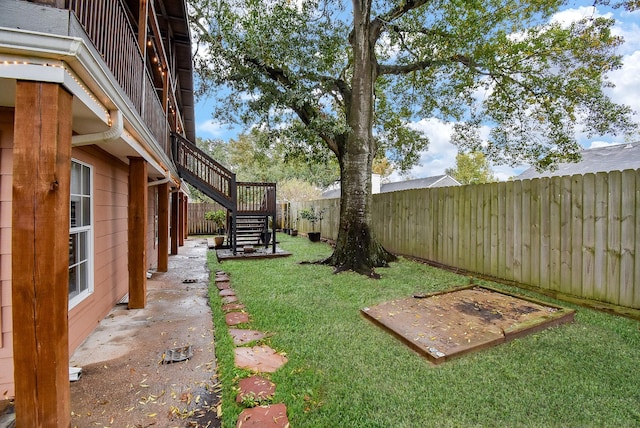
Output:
[[0, 108, 14, 397], [68, 146, 129, 353], [292, 170, 640, 311]]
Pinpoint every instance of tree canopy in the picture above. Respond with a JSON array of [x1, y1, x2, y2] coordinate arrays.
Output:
[[446, 151, 496, 185], [190, 0, 637, 276]]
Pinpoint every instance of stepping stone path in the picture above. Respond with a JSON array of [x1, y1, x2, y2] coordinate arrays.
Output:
[[226, 312, 250, 326], [237, 403, 289, 427], [215, 270, 290, 427], [234, 345, 288, 373], [236, 376, 276, 403], [229, 328, 267, 346]]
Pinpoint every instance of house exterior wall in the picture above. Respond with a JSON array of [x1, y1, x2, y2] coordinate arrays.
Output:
[[0, 108, 14, 396], [67, 146, 130, 352]]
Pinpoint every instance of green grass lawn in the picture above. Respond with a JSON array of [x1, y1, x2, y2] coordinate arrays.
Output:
[[207, 234, 640, 428]]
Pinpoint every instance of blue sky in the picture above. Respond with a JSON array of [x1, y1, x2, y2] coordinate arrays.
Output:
[[193, 4, 640, 182]]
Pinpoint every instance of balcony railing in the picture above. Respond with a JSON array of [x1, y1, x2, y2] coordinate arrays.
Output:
[[67, 0, 169, 153], [237, 183, 277, 215]]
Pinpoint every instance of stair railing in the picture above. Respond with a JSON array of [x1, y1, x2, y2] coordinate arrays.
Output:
[[172, 132, 236, 208]]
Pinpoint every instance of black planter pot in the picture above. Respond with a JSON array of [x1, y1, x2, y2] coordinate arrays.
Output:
[[291, 230, 298, 237], [260, 232, 272, 244], [308, 232, 321, 242]]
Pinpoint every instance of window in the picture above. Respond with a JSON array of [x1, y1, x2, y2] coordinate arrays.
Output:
[[69, 160, 93, 308]]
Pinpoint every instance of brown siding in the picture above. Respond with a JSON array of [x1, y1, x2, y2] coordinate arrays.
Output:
[[0, 108, 14, 397], [67, 147, 129, 352]]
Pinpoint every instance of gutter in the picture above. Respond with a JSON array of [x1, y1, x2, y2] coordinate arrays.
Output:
[[147, 176, 171, 187], [72, 110, 123, 146]]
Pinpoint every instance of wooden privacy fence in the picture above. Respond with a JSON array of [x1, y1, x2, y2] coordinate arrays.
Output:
[[292, 169, 640, 311], [188, 202, 225, 235]]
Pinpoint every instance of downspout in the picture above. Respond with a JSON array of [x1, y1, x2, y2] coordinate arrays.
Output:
[[72, 110, 123, 146]]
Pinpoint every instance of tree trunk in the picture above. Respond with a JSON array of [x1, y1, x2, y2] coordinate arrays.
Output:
[[322, 0, 396, 277]]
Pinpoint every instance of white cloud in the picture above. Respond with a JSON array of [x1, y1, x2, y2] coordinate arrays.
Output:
[[550, 6, 610, 28], [607, 51, 640, 124], [197, 119, 227, 138]]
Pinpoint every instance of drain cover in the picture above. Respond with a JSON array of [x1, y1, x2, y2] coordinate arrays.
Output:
[[182, 278, 198, 283], [161, 345, 193, 364]]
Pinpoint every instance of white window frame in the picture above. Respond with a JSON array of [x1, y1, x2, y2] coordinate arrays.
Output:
[[68, 159, 94, 310]]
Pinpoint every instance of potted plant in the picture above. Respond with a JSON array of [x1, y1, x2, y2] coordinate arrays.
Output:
[[205, 209, 227, 246], [299, 207, 325, 242]]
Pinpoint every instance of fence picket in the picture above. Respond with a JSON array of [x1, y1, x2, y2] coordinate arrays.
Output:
[[570, 175, 583, 297], [582, 173, 596, 300], [620, 170, 635, 307]]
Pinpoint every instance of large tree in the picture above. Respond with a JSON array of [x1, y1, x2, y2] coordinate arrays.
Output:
[[190, 0, 636, 276]]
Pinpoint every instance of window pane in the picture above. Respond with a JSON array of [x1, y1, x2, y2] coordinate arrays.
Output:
[[81, 197, 91, 227], [82, 165, 90, 195], [70, 195, 80, 227], [78, 262, 88, 293], [78, 231, 87, 262], [71, 163, 81, 195], [69, 234, 77, 266], [69, 265, 78, 298]]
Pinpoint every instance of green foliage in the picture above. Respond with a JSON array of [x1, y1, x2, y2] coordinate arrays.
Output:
[[205, 209, 226, 229], [190, 0, 636, 172], [197, 129, 339, 189], [445, 151, 496, 184], [208, 236, 640, 427], [299, 206, 325, 230], [278, 178, 322, 202]]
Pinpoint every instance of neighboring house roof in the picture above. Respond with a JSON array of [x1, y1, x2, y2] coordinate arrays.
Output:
[[517, 142, 640, 179], [321, 174, 461, 198], [381, 175, 461, 193]]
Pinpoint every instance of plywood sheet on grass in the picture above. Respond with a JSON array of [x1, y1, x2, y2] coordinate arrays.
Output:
[[362, 285, 574, 364]]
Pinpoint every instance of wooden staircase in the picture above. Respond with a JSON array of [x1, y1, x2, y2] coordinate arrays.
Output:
[[171, 132, 276, 254]]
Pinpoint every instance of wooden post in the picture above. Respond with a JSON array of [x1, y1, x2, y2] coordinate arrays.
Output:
[[128, 157, 148, 309], [12, 81, 72, 427], [178, 192, 185, 247], [157, 181, 169, 272], [137, 0, 149, 56], [183, 194, 188, 240], [170, 190, 179, 255]]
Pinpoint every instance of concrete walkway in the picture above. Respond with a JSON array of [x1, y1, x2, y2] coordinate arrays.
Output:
[[69, 237, 219, 428]]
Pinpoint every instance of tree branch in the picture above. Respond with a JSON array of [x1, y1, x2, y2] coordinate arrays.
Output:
[[244, 57, 342, 155]]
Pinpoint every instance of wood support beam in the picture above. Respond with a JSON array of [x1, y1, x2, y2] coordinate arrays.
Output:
[[178, 192, 185, 247], [137, 0, 149, 56], [183, 194, 188, 240], [157, 182, 169, 272], [170, 190, 179, 255], [12, 81, 72, 427], [128, 157, 148, 309]]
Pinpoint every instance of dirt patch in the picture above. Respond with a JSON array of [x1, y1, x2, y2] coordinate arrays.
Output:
[[362, 285, 574, 364]]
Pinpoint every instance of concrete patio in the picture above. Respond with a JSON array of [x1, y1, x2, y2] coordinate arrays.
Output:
[[69, 238, 220, 428]]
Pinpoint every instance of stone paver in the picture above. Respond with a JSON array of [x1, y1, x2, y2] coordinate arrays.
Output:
[[234, 345, 288, 373], [222, 295, 239, 304], [219, 289, 236, 297], [229, 329, 266, 346], [226, 312, 250, 326], [236, 376, 276, 403], [236, 403, 289, 428], [216, 280, 231, 290], [223, 303, 246, 312]]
